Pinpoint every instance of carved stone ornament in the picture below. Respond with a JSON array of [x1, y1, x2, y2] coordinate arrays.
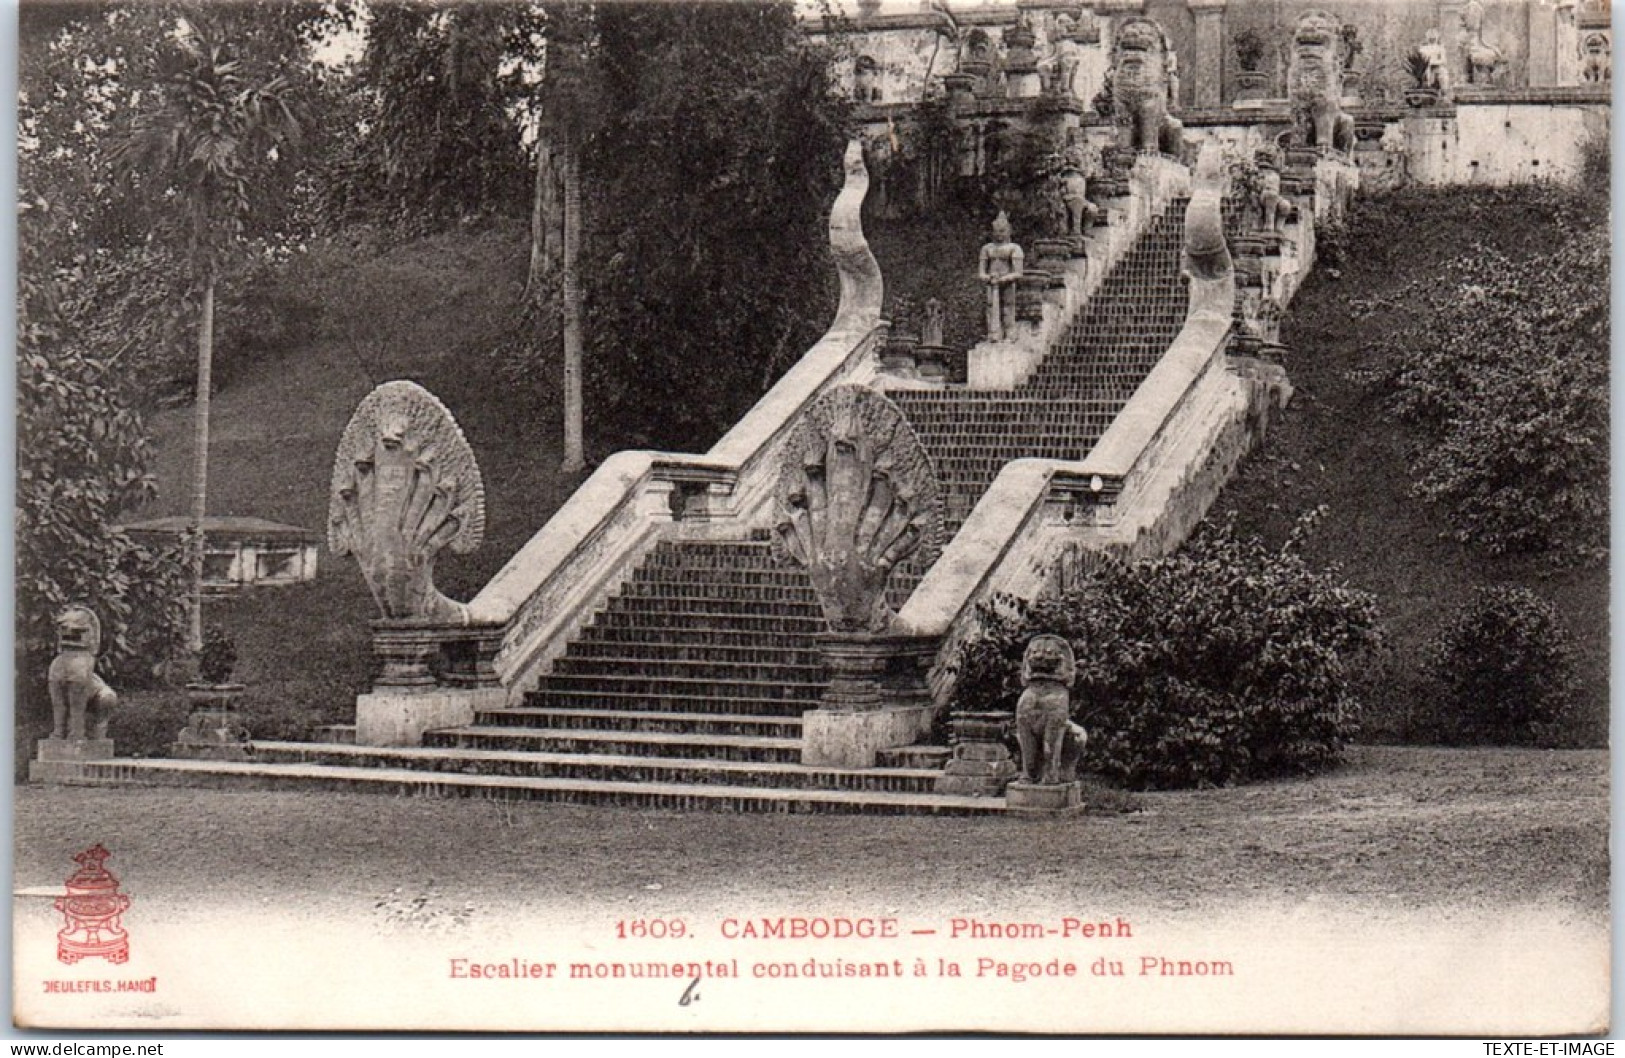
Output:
[[772, 384, 943, 634], [48, 606, 117, 740], [329, 381, 485, 622], [1289, 11, 1355, 151], [1110, 17, 1184, 155]]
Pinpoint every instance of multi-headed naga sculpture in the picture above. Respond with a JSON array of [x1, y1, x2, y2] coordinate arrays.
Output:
[[329, 381, 485, 623], [772, 384, 943, 634]]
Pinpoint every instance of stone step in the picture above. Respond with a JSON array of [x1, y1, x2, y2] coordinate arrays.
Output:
[[247, 742, 944, 794], [524, 689, 822, 717], [603, 595, 823, 618], [532, 673, 824, 703], [422, 726, 808, 764], [72, 758, 1005, 816], [591, 609, 826, 634], [477, 707, 803, 738], [878, 745, 952, 769], [549, 656, 825, 683], [617, 581, 819, 604], [313, 724, 357, 745], [575, 625, 824, 650], [563, 638, 822, 666], [631, 566, 813, 588]]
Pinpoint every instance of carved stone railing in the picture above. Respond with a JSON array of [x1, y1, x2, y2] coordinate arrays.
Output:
[[464, 140, 885, 698]]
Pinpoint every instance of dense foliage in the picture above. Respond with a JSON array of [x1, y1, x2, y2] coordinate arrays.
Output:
[[16, 266, 191, 692], [1354, 186, 1608, 565], [1425, 587, 1579, 745], [948, 516, 1383, 789], [575, 2, 851, 447]]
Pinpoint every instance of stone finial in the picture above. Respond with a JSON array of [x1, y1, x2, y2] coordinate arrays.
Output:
[[1289, 11, 1354, 150], [329, 381, 485, 622], [772, 384, 942, 634], [48, 605, 116, 741], [1015, 634, 1087, 785], [921, 298, 945, 347]]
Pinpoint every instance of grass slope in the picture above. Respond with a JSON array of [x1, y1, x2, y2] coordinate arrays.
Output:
[[1211, 186, 1608, 746]]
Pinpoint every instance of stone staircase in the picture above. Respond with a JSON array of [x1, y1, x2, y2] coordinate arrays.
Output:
[[892, 200, 1192, 531], [72, 190, 1212, 816]]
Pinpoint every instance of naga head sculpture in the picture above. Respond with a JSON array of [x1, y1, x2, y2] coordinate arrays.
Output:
[[772, 384, 942, 634], [1022, 634, 1077, 688], [329, 381, 485, 623]]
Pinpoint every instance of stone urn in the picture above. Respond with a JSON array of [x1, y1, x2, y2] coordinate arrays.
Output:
[[914, 344, 951, 381], [1235, 69, 1271, 103], [1405, 86, 1442, 108], [173, 629, 253, 761], [943, 73, 977, 106]]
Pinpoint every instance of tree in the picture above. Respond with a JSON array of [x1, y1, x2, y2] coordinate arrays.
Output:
[[111, 14, 305, 652]]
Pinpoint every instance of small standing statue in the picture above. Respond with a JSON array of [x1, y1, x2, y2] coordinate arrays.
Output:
[[1015, 634, 1087, 786], [1057, 145, 1098, 240], [921, 297, 945, 347], [978, 210, 1024, 341], [1418, 29, 1450, 92], [1258, 160, 1285, 232], [48, 606, 117, 741]]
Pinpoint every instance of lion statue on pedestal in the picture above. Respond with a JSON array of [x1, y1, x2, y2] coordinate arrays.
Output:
[[1015, 634, 1088, 786], [1110, 17, 1183, 156], [1289, 11, 1355, 152]]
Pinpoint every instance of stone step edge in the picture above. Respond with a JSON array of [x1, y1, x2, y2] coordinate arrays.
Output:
[[252, 741, 941, 780], [80, 758, 1005, 812], [486, 708, 804, 728], [431, 726, 802, 749]]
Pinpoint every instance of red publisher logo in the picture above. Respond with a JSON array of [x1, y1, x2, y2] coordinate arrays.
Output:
[[54, 845, 131, 965]]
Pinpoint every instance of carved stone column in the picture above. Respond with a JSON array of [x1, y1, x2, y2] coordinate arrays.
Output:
[[1190, 0, 1227, 108]]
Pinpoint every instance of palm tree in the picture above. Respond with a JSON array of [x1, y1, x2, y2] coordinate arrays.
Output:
[[113, 19, 301, 653]]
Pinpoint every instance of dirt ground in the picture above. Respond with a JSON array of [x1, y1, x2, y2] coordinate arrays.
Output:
[[13, 746, 1607, 921], [10, 745, 1611, 1035]]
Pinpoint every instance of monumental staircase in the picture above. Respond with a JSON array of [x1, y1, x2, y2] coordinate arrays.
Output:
[[70, 142, 1354, 814]]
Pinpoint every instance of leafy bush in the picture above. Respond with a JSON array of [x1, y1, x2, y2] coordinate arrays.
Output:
[[1356, 193, 1607, 564], [1425, 586, 1579, 744], [948, 514, 1383, 789], [199, 629, 240, 685]]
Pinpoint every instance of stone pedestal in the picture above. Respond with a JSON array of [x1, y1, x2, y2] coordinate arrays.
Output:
[[914, 344, 950, 382], [356, 687, 505, 747], [172, 683, 253, 761], [1006, 780, 1086, 817], [802, 705, 933, 769], [30, 738, 115, 783], [803, 634, 938, 768], [935, 711, 1017, 796]]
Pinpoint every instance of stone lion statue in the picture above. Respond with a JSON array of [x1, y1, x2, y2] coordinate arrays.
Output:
[[1015, 634, 1088, 786], [48, 606, 117, 740], [1289, 11, 1355, 152], [1110, 17, 1183, 156]]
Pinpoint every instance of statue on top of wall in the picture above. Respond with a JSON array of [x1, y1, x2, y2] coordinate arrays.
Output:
[[853, 54, 882, 102], [1288, 11, 1355, 152], [1582, 32, 1612, 83], [1045, 13, 1085, 98], [1461, 0, 1505, 86], [978, 210, 1024, 341], [1056, 144, 1099, 239], [1109, 16, 1184, 155], [1417, 29, 1450, 93]]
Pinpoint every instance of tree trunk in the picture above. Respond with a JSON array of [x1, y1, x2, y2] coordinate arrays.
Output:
[[525, 136, 564, 300], [559, 131, 584, 473], [188, 275, 214, 654]]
